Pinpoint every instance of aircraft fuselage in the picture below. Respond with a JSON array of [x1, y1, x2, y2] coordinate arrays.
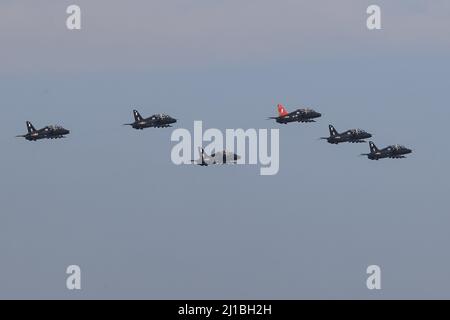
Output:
[[131, 117, 176, 129], [326, 130, 372, 144], [275, 109, 322, 124], [19, 125, 70, 141], [363, 142, 412, 160]]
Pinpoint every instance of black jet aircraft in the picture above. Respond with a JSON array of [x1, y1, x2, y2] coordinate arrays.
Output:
[[16, 121, 70, 141], [361, 141, 412, 160], [321, 125, 372, 144], [124, 110, 177, 129], [268, 104, 321, 124]]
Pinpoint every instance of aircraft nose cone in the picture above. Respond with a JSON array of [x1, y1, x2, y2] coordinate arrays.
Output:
[[316, 112, 322, 117]]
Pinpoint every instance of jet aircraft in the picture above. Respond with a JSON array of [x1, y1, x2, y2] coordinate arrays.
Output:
[[16, 121, 70, 141], [321, 125, 372, 144], [191, 148, 241, 166], [361, 141, 412, 160], [124, 110, 177, 129], [268, 104, 321, 124]]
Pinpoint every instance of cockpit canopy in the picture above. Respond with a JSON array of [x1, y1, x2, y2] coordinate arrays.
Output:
[[350, 129, 366, 134], [46, 125, 64, 130], [392, 144, 406, 150], [153, 113, 171, 119]]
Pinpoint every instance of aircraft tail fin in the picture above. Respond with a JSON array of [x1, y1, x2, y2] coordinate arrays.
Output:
[[198, 147, 207, 159], [133, 110, 143, 122], [199, 147, 214, 163], [329, 125, 338, 136], [369, 141, 379, 153], [26, 121, 36, 133], [277, 104, 289, 117], [196, 147, 209, 165]]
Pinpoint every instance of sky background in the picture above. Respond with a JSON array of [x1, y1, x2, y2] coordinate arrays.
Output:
[[0, 0, 449, 299]]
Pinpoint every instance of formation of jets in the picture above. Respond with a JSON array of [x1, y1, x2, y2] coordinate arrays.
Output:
[[16, 104, 413, 161], [266, 104, 411, 160]]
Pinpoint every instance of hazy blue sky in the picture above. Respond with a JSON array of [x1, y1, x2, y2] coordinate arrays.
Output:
[[1, 0, 449, 299]]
